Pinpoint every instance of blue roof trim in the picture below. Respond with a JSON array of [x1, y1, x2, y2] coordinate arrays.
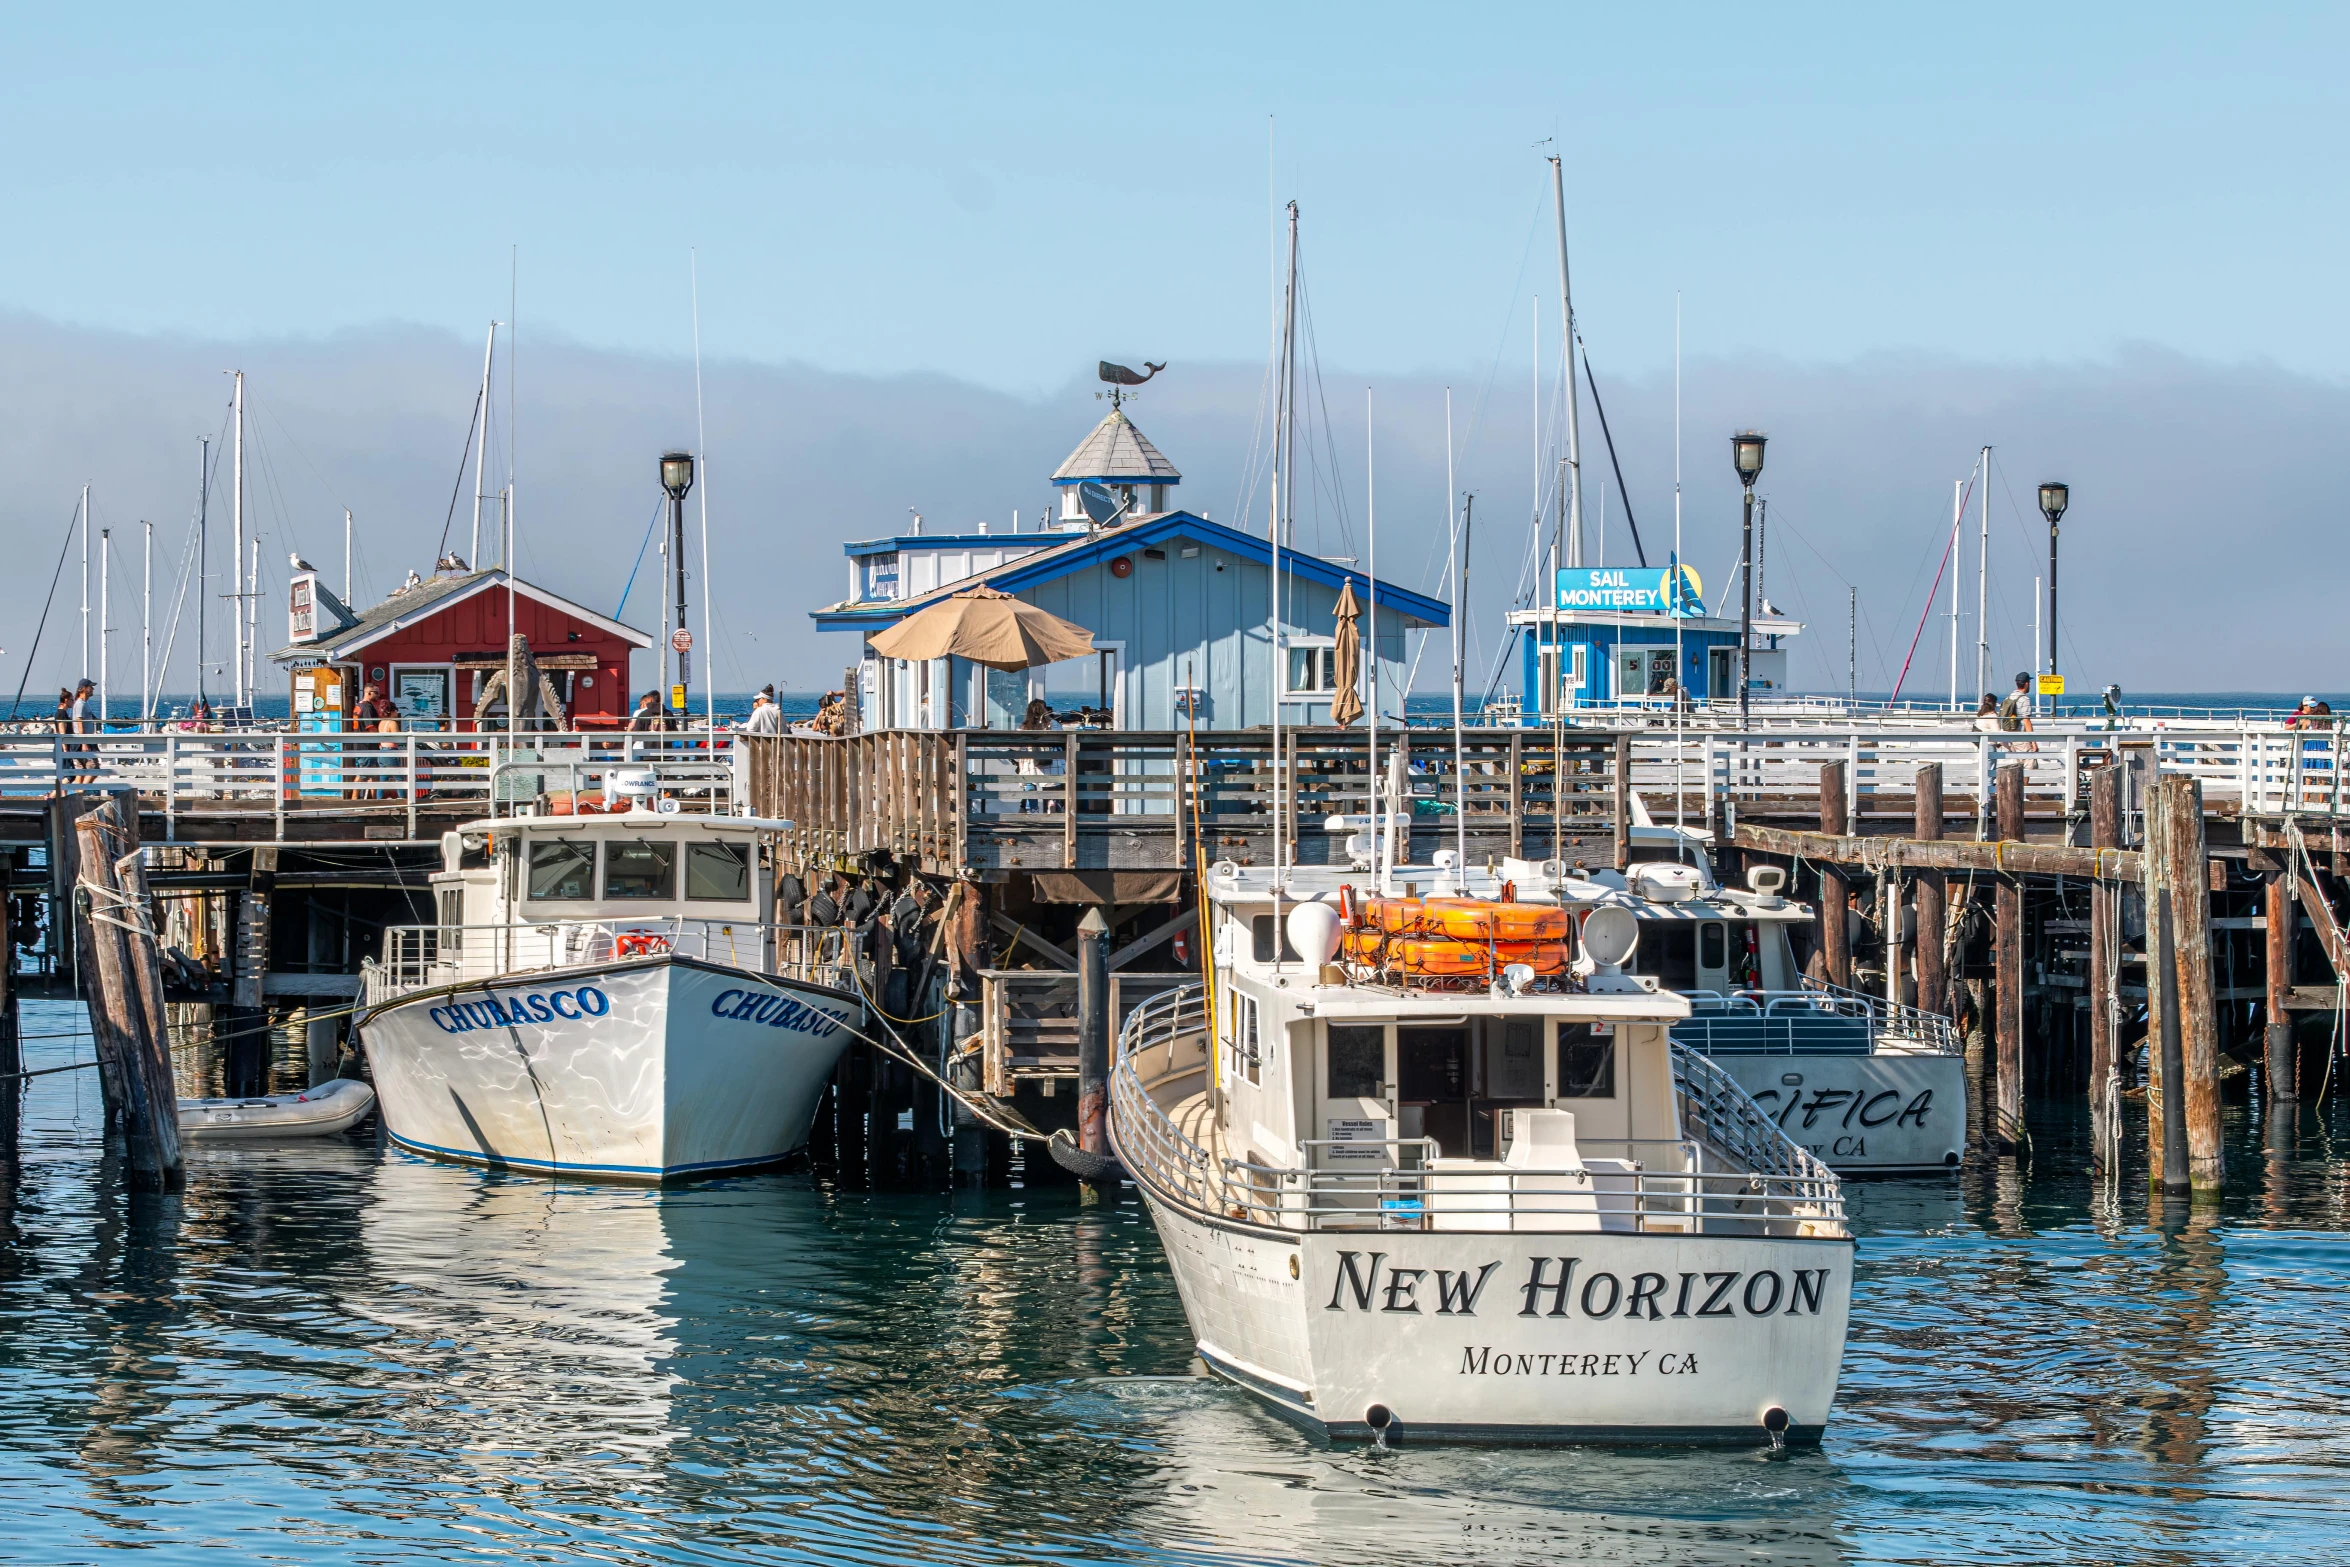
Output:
[[1050, 475, 1182, 487], [812, 510, 1449, 631], [843, 533, 1040, 558]]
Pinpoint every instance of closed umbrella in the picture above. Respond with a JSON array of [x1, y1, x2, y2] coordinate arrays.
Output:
[[868, 587, 1095, 672], [1330, 581, 1364, 726]]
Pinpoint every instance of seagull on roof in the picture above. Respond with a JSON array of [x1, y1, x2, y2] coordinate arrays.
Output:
[[290, 551, 315, 571]]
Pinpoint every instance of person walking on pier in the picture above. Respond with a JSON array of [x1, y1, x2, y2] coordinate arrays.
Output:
[[1997, 672, 2035, 734], [627, 691, 661, 732]]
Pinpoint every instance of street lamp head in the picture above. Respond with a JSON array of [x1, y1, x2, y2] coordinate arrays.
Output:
[[1731, 431, 1768, 488], [660, 450, 695, 500], [2038, 480, 2068, 525]]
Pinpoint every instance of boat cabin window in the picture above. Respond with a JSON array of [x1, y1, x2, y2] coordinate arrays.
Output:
[[1638, 924, 1698, 990], [603, 840, 676, 900], [685, 840, 751, 902], [1326, 1025, 1383, 1098], [526, 840, 595, 902], [1557, 1023, 1617, 1098], [1249, 915, 1303, 964]]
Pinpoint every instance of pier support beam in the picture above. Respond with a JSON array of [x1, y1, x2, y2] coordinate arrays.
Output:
[[2089, 764, 2123, 1169], [1075, 905, 1110, 1163], [75, 799, 182, 1190], [2265, 865, 2297, 1103], [1914, 763, 1946, 1018], [1994, 764, 2025, 1149], [1818, 763, 1850, 988], [2148, 775, 2222, 1189]]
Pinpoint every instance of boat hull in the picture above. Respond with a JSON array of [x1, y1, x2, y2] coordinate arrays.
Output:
[[1138, 1191, 1853, 1445], [1702, 1050, 1966, 1173], [358, 956, 861, 1182]]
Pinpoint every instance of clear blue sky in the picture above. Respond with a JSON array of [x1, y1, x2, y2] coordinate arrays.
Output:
[[6, 3, 2341, 390]]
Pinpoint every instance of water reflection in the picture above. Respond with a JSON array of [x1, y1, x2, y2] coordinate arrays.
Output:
[[4, 999, 2350, 1564]]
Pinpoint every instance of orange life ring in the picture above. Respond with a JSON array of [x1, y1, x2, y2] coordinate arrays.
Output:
[[1359, 896, 1425, 934], [616, 932, 673, 958]]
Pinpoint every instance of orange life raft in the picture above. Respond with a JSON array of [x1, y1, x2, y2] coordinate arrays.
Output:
[[1338, 888, 1574, 977]]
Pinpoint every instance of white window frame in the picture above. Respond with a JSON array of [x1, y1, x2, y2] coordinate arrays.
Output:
[[1282, 634, 1339, 698]]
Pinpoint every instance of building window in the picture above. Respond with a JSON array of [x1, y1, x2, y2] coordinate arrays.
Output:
[[1284, 641, 1338, 696]]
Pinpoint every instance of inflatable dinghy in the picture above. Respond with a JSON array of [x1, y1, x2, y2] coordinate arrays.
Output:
[[178, 1078, 377, 1140]]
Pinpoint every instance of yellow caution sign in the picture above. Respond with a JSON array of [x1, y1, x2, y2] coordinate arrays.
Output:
[[671, 683, 688, 711], [2035, 674, 2065, 697]]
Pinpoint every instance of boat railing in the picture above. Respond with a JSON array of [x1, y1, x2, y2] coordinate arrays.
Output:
[[1109, 983, 1846, 1237], [1666, 1039, 1845, 1187], [1674, 984, 1961, 1056], [364, 918, 853, 1004]]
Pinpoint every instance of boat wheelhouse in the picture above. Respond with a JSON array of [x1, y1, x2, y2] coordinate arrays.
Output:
[[358, 767, 863, 1181]]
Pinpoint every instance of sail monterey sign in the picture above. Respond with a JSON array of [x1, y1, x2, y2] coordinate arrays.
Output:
[[1555, 564, 1704, 617]]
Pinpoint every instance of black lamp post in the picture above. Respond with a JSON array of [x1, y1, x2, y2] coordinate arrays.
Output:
[[1731, 432, 1767, 729], [2038, 481, 2068, 680], [661, 451, 695, 722]]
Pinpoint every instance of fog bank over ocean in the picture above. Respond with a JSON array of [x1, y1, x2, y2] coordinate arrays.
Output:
[[0, 311, 2335, 699]]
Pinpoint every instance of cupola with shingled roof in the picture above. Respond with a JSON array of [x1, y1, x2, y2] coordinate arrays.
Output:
[[1050, 360, 1180, 528]]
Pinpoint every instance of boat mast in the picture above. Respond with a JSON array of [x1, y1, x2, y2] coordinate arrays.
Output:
[[1451, 493, 1473, 880], [141, 520, 151, 726], [1366, 383, 1378, 884], [1948, 478, 1962, 710], [98, 528, 109, 727], [246, 538, 259, 701], [197, 436, 209, 708], [1974, 445, 1991, 703], [343, 508, 353, 602], [232, 371, 245, 708], [1273, 201, 1298, 917], [1549, 156, 1585, 569], [469, 322, 496, 570]]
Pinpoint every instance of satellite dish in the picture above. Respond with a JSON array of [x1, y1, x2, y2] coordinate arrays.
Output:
[[1078, 482, 1125, 527], [1580, 906, 1639, 969]]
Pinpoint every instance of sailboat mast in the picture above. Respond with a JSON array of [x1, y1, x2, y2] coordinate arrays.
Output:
[[1273, 200, 1299, 897], [1549, 156, 1585, 568], [197, 436, 210, 707], [1974, 445, 1991, 702], [1451, 494, 1472, 878], [142, 521, 152, 725], [232, 370, 245, 707], [1948, 479, 1962, 710], [99, 529, 109, 726], [470, 322, 496, 570], [1366, 384, 1378, 878], [344, 508, 353, 602]]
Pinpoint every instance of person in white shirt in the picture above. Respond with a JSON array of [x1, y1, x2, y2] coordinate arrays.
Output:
[[740, 689, 784, 735]]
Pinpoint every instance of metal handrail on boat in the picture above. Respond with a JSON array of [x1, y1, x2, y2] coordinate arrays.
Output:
[[1109, 983, 1846, 1237], [1674, 984, 1961, 1056], [364, 919, 856, 1004]]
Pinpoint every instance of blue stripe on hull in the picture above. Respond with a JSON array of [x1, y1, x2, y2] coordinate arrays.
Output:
[[385, 1128, 799, 1181]]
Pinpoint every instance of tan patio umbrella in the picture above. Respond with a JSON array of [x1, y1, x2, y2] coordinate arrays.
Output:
[[867, 586, 1095, 671], [1330, 581, 1365, 726]]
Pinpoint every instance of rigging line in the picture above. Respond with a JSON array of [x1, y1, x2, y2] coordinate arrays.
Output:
[[613, 496, 666, 620], [1577, 341, 1648, 567], [10, 502, 85, 720], [436, 381, 487, 563], [150, 519, 201, 704], [1888, 505, 1962, 705], [244, 385, 351, 522]]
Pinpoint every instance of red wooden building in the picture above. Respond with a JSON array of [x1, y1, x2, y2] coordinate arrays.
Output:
[[269, 566, 652, 728]]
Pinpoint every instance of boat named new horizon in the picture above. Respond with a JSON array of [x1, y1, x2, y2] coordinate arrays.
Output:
[[358, 769, 864, 1181], [1111, 857, 1853, 1446]]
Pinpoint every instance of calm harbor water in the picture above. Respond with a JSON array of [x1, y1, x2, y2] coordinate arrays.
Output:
[[3, 999, 2348, 1565]]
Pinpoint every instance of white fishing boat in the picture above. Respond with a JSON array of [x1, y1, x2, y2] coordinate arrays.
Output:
[[1502, 853, 1967, 1174], [357, 769, 864, 1181], [1111, 860, 1853, 1446], [179, 1078, 378, 1139]]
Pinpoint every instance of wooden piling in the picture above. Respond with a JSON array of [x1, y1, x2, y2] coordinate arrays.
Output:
[[2088, 764, 2122, 1165], [2150, 774, 2222, 1189], [1913, 762, 1946, 1017], [1076, 911, 1110, 1160], [51, 793, 122, 1119], [2265, 864, 2297, 1102], [1818, 762, 1851, 987], [1612, 735, 1631, 873], [1994, 763, 2025, 1148], [75, 799, 182, 1190]]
